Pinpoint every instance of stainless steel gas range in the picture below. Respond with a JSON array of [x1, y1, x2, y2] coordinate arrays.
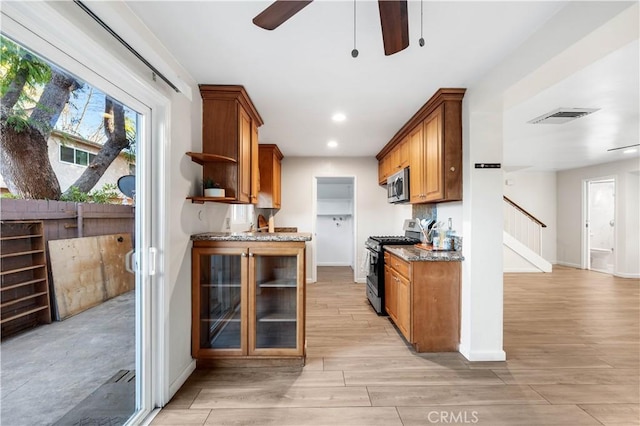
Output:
[[365, 234, 420, 315]]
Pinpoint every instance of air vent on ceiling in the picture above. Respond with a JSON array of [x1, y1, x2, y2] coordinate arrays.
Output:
[[528, 108, 599, 124]]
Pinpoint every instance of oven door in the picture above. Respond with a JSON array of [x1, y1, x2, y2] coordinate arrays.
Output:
[[365, 247, 379, 294]]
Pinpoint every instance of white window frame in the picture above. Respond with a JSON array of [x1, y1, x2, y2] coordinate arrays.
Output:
[[1, 2, 173, 423]]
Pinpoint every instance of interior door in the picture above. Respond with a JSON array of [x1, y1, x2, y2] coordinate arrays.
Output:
[[586, 179, 615, 274]]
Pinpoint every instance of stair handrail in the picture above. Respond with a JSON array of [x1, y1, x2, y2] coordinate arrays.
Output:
[[503, 196, 547, 228]]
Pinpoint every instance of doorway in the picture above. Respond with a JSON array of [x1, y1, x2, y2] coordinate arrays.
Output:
[[584, 178, 616, 274], [0, 11, 161, 425], [314, 177, 356, 282]]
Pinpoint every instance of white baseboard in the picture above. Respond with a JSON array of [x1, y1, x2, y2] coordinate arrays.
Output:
[[168, 359, 196, 401], [556, 261, 582, 269], [317, 262, 352, 266], [503, 267, 544, 273], [355, 278, 366, 284], [503, 232, 552, 272], [459, 347, 507, 362], [615, 272, 640, 279]]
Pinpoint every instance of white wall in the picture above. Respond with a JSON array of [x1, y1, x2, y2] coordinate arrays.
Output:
[[557, 158, 640, 278], [503, 170, 557, 264], [276, 157, 411, 282], [316, 215, 353, 266]]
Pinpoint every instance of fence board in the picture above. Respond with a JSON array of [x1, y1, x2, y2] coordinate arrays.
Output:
[[48, 234, 134, 320]]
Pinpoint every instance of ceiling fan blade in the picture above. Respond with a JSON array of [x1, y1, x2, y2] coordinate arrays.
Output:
[[253, 1, 313, 30], [378, 0, 409, 55]]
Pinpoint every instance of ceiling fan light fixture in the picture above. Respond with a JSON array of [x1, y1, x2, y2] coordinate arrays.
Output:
[[327, 140, 338, 148]]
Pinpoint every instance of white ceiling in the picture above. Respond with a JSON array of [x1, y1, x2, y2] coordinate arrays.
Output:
[[125, 0, 639, 171]]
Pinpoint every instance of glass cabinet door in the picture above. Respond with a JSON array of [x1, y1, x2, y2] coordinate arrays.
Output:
[[194, 248, 246, 353], [249, 247, 303, 354]]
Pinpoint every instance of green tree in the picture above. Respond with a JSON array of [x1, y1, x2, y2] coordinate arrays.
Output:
[[0, 36, 133, 200]]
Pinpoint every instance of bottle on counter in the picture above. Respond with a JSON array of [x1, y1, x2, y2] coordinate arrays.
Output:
[[444, 218, 455, 250]]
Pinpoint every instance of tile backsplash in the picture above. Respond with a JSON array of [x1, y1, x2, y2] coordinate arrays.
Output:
[[412, 203, 462, 251], [412, 204, 437, 222]]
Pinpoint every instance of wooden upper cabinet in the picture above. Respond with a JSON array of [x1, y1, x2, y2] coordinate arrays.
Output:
[[378, 136, 410, 186], [376, 88, 465, 202], [238, 106, 252, 203], [196, 85, 263, 204], [258, 144, 284, 209], [250, 122, 259, 203], [409, 123, 425, 203], [378, 155, 392, 185], [398, 136, 410, 169], [424, 107, 444, 202]]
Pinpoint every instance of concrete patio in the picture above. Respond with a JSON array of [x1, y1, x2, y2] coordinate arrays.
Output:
[[0, 290, 135, 426]]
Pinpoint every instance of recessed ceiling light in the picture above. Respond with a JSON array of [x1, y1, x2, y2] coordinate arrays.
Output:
[[332, 113, 346, 122], [327, 140, 338, 148], [623, 148, 637, 154]]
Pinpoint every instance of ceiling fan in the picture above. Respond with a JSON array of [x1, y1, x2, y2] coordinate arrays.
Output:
[[252, 0, 410, 56]]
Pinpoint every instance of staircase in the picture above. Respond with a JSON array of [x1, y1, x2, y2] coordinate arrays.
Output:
[[503, 196, 552, 273]]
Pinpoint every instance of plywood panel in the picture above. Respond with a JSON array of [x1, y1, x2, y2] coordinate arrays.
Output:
[[49, 234, 133, 319]]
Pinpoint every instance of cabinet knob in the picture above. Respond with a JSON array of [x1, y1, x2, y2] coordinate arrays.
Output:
[[248, 253, 254, 257], [450, 166, 456, 172], [241, 252, 247, 257]]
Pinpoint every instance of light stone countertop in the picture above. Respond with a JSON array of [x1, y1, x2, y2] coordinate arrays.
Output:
[[191, 232, 312, 242], [384, 245, 464, 262]]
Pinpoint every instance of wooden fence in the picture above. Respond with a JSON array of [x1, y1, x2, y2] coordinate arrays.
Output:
[[1, 199, 134, 323]]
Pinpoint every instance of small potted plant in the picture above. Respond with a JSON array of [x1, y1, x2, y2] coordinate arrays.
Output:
[[203, 178, 224, 198]]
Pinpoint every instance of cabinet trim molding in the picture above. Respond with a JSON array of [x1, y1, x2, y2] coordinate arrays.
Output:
[[199, 84, 264, 126]]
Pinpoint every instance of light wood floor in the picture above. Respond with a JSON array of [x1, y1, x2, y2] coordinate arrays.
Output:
[[152, 266, 639, 425]]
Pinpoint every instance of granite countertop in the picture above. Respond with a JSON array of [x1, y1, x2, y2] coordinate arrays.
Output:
[[191, 232, 312, 242], [384, 245, 464, 262]]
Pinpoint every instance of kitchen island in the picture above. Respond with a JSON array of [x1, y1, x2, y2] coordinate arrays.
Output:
[[191, 232, 311, 366], [383, 245, 462, 352]]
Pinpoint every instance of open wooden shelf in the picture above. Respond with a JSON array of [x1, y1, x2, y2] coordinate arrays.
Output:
[[187, 196, 238, 204], [0, 220, 51, 338], [186, 152, 237, 165]]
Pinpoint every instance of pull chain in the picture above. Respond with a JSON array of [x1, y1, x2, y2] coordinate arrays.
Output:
[[351, 0, 359, 57], [419, 0, 425, 47]]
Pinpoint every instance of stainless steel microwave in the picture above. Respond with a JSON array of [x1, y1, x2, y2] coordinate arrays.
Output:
[[387, 167, 410, 203]]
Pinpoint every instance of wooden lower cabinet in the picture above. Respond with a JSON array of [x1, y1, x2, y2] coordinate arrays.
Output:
[[192, 240, 305, 362], [384, 251, 460, 352]]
